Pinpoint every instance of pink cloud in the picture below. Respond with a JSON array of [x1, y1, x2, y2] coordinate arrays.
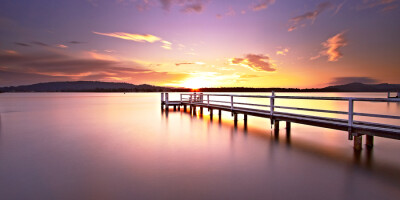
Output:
[[230, 54, 276, 72]]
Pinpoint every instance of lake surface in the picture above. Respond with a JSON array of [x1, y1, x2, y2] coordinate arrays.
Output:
[[0, 92, 399, 200]]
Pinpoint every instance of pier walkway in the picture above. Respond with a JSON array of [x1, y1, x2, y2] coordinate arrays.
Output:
[[161, 92, 400, 150]]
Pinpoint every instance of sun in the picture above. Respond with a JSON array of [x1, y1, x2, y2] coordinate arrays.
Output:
[[181, 77, 211, 89]]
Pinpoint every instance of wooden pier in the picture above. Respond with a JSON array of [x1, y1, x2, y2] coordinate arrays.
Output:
[[161, 92, 400, 151]]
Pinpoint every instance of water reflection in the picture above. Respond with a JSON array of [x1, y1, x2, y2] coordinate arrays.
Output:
[[0, 93, 399, 199]]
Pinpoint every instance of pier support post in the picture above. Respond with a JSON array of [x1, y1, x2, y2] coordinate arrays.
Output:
[[218, 109, 222, 121], [178, 106, 180, 111], [286, 121, 291, 133], [200, 107, 203, 115], [210, 109, 213, 120], [233, 113, 238, 127], [193, 106, 197, 116], [244, 114, 248, 129], [366, 135, 374, 149], [274, 120, 280, 136], [184, 105, 187, 112], [174, 105, 176, 111], [354, 135, 362, 151]]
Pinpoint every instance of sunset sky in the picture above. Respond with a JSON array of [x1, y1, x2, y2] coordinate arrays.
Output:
[[0, 0, 399, 88]]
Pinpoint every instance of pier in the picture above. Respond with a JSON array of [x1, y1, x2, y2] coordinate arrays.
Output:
[[161, 92, 400, 151]]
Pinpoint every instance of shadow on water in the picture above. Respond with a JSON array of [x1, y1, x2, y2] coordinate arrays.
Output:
[[162, 107, 400, 188]]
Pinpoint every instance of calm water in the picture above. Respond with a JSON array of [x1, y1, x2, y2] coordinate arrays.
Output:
[[0, 93, 399, 200]]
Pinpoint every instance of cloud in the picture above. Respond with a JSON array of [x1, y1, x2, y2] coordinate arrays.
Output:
[[0, 51, 188, 86], [334, 1, 347, 15], [181, 2, 205, 13], [251, 0, 275, 11], [175, 62, 205, 66], [31, 41, 49, 47], [229, 54, 276, 72], [276, 48, 289, 56], [216, 6, 236, 19], [14, 42, 31, 47], [56, 44, 68, 48], [359, 0, 397, 9], [69, 41, 85, 44], [329, 77, 379, 85], [93, 31, 172, 50], [159, 0, 208, 13], [288, 2, 333, 31], [381, 4, 398, 12], [93, 31, 161, 43], [161, 40, 172, 50], [312, 31, 347, 62]]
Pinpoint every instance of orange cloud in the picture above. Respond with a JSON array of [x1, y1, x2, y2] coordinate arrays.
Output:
[[93, 31, 172, 49], [230, 54, 276, 72], [93, 31, 161, 43], [312, 31, 348, 62], [251, 0, 275, 11], [276, 48, 289, 56]]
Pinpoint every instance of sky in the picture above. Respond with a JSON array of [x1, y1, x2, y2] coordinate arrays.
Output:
[[0, 0, 399, 88]]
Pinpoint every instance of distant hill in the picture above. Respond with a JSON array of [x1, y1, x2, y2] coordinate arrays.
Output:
[[0, 81, 168, 92], [322, 82, 400, 92], [0, 81, 399, 92]]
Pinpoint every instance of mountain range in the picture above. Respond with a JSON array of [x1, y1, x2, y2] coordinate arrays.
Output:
[[0, 81, 399, 92]]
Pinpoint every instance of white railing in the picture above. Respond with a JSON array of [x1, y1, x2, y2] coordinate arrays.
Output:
[[178, 92, 400, 132]]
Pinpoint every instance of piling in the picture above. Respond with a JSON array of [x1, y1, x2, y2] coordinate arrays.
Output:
[[210, 109, 213, 120], [184, 105, 187, 112], [218, 109, 222, 121], [366, 135, 374, 149], [174, 105, 176, 111], [274, 120, 280, 136], [354, 135, 362, 151], [244, 114, 248, 129], [233, 113, 238, 127]]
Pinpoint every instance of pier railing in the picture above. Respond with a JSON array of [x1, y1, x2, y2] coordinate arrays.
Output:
[[179, 92, 400, 136]]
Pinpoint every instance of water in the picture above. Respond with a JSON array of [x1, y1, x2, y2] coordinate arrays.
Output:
[[0, 93, 399, 200]]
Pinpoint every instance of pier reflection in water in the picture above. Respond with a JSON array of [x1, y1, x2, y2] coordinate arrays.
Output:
[[0, 93, 399, 200]]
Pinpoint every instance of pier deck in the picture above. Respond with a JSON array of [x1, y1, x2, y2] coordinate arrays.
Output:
[[161, 92, 400, 150]]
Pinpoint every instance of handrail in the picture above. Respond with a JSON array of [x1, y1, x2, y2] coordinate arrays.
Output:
[[175, 92, 400, 136]]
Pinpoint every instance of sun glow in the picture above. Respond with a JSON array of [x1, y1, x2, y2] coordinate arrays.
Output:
[[181, 77, 212, 89]]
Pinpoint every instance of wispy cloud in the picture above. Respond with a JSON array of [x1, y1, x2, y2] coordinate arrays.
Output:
[[288, 2, 333, 31], [311, 31, 348, 62], [276, 47, 289, 56], [31, 41, 49, 47], [175, 62, 205, 66], [229, 54, 276, 72], [93, 31, 172, 50], [14, 42, 31, 47], [69, 41, 85, 44], [93, 31, 161, 43], [216, 6, 236, 19], [329, 77, 379, 85], [56, 44, 68, 48], [250, 0, 275, 11], [159, 0, 209, 13]]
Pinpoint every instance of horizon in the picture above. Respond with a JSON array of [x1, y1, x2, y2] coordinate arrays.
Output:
[[1, 0, 399, 88]]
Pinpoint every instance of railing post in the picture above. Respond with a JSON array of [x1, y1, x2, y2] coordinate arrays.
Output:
[[190, 94, 192, 104], [270, 91, 275, 125], [231, 95, 234, 116], [161, 92, 164, 102], [207, 95, 210, 106], [200, 93, 203, 103], [194, 92, 197, 102], [348, 98, 354, 140], [165, 93, 169, 105], [180, 94, 182, 103]]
